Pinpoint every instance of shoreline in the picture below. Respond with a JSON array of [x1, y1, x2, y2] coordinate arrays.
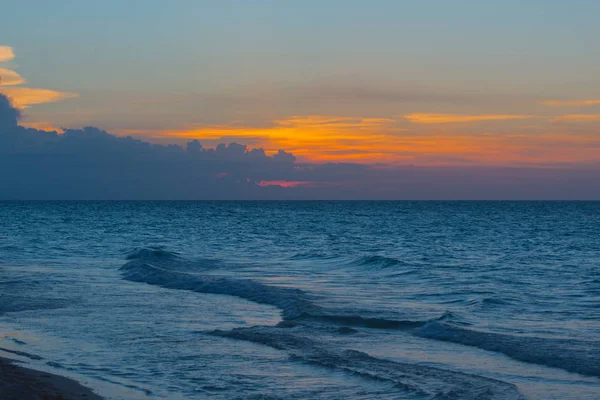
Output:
[[0, 356, 104, 400]]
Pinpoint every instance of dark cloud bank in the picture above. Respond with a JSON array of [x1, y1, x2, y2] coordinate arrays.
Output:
[[1, 95, 599, 200]]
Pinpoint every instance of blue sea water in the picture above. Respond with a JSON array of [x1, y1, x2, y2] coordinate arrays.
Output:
[[0, 201, 599, 399]]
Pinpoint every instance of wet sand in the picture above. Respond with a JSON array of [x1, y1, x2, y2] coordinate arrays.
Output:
[[0, 356, 103, 400]]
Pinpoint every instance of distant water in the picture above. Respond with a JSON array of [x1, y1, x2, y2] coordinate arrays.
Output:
[[1, 201, 599, 400]]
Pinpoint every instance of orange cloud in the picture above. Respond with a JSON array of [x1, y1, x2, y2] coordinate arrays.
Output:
[[404, 113, 533, 124], [0, 87, 78, 109], [150, 116, 396, 142], [0, 68, 25, 86], [541, 99, 600, 107], [0, 46, 15, 62], [257, 180, 313, 188], [551, 114, 600, 122], [0, 46, 24, 86]]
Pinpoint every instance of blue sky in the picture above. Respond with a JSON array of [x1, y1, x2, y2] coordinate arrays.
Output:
[[4, 0, 600, 95], [1, 1, 600, 168]]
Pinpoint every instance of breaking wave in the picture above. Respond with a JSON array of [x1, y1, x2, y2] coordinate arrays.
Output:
[[210, 326, 525, 400], [415, 322, 600, 377], [121, 248, 323, 319]]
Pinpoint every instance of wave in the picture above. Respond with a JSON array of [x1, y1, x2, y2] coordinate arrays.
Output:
[[120, 255, 323, 319], [0, 296, 68, 315], [456, 296, 514, 308], [0, 244, 20, 251], [346, 255, 411, 270], [210, 326, 525, 400], [125, 246, 223, 271], [125, 246, 181, 261], [121, 248, 598, 380], [415, 322, 600, 377], [121, 248, 439, 328], [287, 251, 336, 260], [291, 312, 446, 330], [0, 347, 44, 360], [288, 254, 411, 270]]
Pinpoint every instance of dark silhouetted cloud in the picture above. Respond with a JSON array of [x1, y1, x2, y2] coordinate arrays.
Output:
[[1, 94, 599, 200], [0, 94, 19, 128]]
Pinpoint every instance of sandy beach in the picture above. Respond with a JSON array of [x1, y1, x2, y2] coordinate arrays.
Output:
[[0, 356, 103, 400]]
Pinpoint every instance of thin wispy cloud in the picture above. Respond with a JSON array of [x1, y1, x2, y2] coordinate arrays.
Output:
[[404, 113, 534, 124], [552, 114, 600, 122], [257, 180, 314, 188], [541, 100, 600, 107]]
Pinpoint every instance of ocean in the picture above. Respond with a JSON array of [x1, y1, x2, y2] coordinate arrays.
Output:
[[1, 201, 599, 399]]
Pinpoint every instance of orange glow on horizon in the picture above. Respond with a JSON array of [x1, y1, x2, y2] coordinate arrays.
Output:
[[115, 115, 600, 167], [20, 121, 65, 133]]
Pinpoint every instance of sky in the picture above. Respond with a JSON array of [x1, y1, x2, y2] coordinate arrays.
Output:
[[1, 1, 599, 199]]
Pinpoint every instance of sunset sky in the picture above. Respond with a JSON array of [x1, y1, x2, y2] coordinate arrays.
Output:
[[1, 1, 600, 171]]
